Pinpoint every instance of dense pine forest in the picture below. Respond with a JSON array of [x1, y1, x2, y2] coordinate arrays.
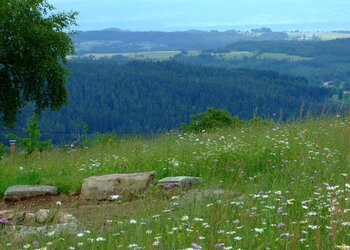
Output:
[[2, 60, 329, 142]]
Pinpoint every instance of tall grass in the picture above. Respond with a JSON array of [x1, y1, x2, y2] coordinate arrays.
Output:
[[1, 116, 350, 249]]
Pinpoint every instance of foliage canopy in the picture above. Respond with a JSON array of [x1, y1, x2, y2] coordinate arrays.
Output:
[[181, 107, 243, 132], [0, 0, 77, 126]]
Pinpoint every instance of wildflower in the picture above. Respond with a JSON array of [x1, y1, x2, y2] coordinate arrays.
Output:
[[182, 215, 189, 221], [191, 243, 202, 249], [214, 243, 224, 249], [277, 222, 285, 228], [308, 225, 319, 230], [0, 217, 9, 223], [307, 211, 317, 216], [254, 228, 264, 233], [76, 233, 84, 237], [153, 240, 160, 247], [234, 236, 242, 241], [32, 241, 39, 247], [280, 233, 290, 238], [129, 219, 137, 224], [56, 201, 62, 206]]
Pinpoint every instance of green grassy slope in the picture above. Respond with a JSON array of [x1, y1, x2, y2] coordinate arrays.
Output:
[[1, 116, 350, 248]]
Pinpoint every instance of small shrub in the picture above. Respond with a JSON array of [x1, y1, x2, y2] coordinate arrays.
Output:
[[181, 107, 243, 132], [6, 114, 52, 155]]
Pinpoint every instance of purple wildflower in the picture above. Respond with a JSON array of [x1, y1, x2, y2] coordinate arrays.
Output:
[[277, 222, 286, 228], [166, 183, 175, 189], [191, 242, 202, 249], [0, 217, 9, 224], [214, 243, 224, 249], [280, 233, 290, 238], [32, 241, 39, 247]]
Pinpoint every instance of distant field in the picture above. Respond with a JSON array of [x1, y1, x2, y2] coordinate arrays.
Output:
[[69, 50, 200, 61], [212, 51, 312, 62], [257, 52, 311, 61], [214, 51, 256, 59], [69, 50, 313, 62], [287, 31, 350, 40]]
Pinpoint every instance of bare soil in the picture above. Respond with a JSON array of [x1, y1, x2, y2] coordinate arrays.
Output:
[[0, 194, 169, 226]]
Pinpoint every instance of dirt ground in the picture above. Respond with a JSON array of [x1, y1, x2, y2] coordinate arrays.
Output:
[[0, 194, 169, 227]]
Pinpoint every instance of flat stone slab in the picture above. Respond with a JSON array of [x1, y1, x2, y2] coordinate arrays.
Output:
[[4, 185, 59, 202], [81, 171, 156, 201], [157, 176, 201, 190]]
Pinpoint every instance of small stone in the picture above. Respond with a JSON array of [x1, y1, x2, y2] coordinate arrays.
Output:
[[23, 213, 36, 224], [0, 210, 15, 219], [157, 176, 201, 190], [36, 209, 51, 224], [4, 185, 59, 201], [57, 212, 78, 224]]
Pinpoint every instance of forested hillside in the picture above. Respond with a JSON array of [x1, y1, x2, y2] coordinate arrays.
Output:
[[71, 29, 288, 54], [174, 39, 350, 84], [11, 60, 329, 141]]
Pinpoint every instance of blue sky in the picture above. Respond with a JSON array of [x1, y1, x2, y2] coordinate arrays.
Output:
[[49, 0, 350, 31]]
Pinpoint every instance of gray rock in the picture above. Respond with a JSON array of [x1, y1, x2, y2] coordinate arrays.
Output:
[[0, 209, 15, 219], [158, 176, 201, 190], [36, 209, 51, 224], [81, 171, 156, 200], [23, 212, 36, 224], [57, 212, 78, 224], [4, 185, 59, 201], [5, 223, 78, 238]]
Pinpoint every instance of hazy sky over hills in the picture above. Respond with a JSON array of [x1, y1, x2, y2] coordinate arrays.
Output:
[[49, 0, 350, 31]]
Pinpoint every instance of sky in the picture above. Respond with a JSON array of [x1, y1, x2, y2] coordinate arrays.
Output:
[[49, 0, 350, 31]]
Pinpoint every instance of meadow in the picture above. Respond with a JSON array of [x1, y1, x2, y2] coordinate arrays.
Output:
[[1, 116, 350, 249]]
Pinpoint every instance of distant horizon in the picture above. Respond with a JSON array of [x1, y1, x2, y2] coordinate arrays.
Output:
[[77, 25, 350, 33], [50, 0, 350, 32]]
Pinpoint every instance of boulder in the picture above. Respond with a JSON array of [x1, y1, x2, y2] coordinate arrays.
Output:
[[80, 171, 156, 200], [157, 176, 201, 190], [4, 185, 59, 201]]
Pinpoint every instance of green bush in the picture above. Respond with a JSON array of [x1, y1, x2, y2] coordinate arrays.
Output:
[[181, 107, 243, 132], [6, 114, 52, 154]]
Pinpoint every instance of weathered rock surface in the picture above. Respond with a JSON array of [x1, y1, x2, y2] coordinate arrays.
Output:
[[157, 176, 201, 190], [5, 223, 78, 238], [23, 212, 36, 224], [36, 209, 51, 224], [0, 209, 15, 219], [80, 171, 157, 200], [4, 185, 59, 201], [57, 212, 79, 224]]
